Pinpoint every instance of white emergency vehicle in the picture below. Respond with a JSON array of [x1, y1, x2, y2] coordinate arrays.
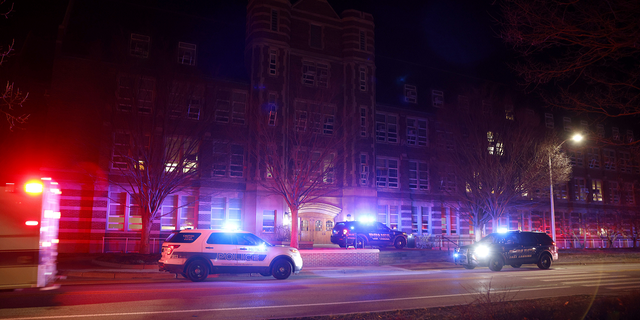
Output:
[[0, 178, 61, 289], [159, 229, 303, 281]]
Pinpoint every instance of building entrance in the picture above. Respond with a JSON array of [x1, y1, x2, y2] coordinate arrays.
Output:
[[299, 214, 335, 245]]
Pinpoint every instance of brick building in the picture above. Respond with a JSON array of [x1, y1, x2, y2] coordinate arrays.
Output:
[[41, 0, 639, 253]]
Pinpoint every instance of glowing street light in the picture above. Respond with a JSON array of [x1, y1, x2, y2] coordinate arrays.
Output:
[[549, 133, 583, 242]]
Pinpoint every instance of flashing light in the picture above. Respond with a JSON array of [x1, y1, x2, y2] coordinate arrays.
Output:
[[342, 229, 348, 235], [223, 222, 240, 231], [25, 221, 39, 226], [453, 253, 459, 258], [25, 181, 44, 194], [474, 245, 490, 258], [52, 239, 60, 244], [497, 227, 508, 233], [42, 242, 52, 247], [358, 216, 376, 223], [166, 245, 180, 255], [41, 177, 52, 181], [44, 210, 61, 219]]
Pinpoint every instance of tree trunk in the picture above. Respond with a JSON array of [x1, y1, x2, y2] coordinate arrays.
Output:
[[290, 206, 299, 249], [139, 211, 153, 254]]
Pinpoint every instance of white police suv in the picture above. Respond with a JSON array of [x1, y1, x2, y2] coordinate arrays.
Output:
[[158, 229, 303, 281]]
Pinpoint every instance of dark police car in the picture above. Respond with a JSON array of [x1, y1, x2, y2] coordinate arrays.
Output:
[[454, 231, 558, 271], [331, 221, 408, 249]]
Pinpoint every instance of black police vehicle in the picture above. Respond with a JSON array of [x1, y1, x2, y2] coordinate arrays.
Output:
[[331, 221, 407, 249], [454, 231, 558, 271]]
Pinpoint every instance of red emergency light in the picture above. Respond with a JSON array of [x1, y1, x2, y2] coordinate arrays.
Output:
[[25, 181, 44, 194], [25, 221, 39, 226]]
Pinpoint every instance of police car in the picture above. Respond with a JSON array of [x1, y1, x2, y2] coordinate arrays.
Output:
[[158, 229, 303, 281], [454, 231, 558, 271], [330, 221, 408, 249]]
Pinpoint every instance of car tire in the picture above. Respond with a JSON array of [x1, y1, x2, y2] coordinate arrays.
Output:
[[511, 264, 522, 268], [394, 237, 407, 249], [463, 264, 475, 270], [537, 253, 552, 270], [488, 256, 504, 271], [355, 235, 367, 249], [272, 259, 292, 280], [186, 259, 209, 282]]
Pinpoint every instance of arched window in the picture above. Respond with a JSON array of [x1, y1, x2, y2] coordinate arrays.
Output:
[[326, 220, 334, 231], [315, 220, 322, 231]]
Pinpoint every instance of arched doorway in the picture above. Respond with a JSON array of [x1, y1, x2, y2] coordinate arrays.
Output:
[[298, 203, 341, 245]]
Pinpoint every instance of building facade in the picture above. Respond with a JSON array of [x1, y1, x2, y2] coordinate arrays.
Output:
[[43, 0, 639, 253]]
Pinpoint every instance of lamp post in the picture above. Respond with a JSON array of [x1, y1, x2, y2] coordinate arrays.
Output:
[[549, 133, 583, 243]]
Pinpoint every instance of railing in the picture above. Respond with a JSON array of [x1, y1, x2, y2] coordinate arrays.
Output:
[[102, 237, 165, 253], [411, 234, 638, 250]]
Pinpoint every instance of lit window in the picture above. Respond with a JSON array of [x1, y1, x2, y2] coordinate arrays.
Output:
[[591, 179, 603, 202]]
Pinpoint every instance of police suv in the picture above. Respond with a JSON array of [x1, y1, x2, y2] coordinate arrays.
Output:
[[454, 231, 558, 271], [158, 229, 303, 281], [330, 221, 408, 249]]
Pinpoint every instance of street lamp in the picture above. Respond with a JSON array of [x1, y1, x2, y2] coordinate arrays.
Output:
[[549, 133, 583, 243]]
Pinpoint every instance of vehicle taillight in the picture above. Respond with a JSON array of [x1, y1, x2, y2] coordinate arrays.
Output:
[[166, 245, 180, 255], [25, 221, 39, 226], [25, 181, 44, 194]]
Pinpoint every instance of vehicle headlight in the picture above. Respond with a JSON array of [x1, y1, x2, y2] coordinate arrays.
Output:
[[474, 245, 490, 258]]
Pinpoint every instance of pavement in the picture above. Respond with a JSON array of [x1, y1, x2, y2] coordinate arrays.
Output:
[[54, 248, 640, 283]]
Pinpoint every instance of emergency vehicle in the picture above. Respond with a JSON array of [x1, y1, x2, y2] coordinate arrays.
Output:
[[0, 178, 61, 289]]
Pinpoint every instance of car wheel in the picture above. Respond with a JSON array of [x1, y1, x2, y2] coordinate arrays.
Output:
[[394, 237, 407, 249], [511, 264, 522, 268], [355, 235, 367, 249], [537, 253, 552, 270], [463, 264, 475, 270], [488, 256, 504, 271], [186, 259, 209, 282], [272, 259, 292, 280]]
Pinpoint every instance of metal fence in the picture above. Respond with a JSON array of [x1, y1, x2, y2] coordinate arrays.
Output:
[[102, 237, 165, 253], [413, 234, 638, 250]]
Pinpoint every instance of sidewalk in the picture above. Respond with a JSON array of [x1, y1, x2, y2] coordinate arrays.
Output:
[[56, 248, 640, 282]]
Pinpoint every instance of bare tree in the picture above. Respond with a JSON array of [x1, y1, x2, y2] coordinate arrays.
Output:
[[437, 99, 571, 241], [1, 2, 29, 130], [251, 96, 343, 248], [104, 75, 211, 254], [497, 0, 640, 124]]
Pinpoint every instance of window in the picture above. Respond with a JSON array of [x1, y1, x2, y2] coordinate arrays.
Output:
[[107, 191, 142, 231], [211, 197, 243, 230], [359, 67, 367, 91], [268, 93, 277, 126], [555, 183, 568, 200], [574, 178, 587, 201], [389, 206, 399, 230], [215, 100, 230, 123], [597, 124, 605, 138], [436, 129, 454, 151], [404, 85, 417, 103], [161, 195, 177, 231], [458, 95, 469, 111], [309, 24, 322, 49], [563, 117, 572, 132], [317, 63, 329, 88], [360, 107, 367, 137], [505, 104, 514, 121], [587, 147, 600, 169], [487, 131, 504, 156], [162, 195, 196, 231], [271, 9, 278, 31], [570, 150, 584, 167], [269, 50, 277, 75], [112, 133, 131, 169], [376, 157, 399, 188], [117, 76, 134, 112], [359, 30, 366, 51], [302, 62, 315, 86], [294, 101, 334, 135], [164, 137, 198, 173], [360, 154, 368, 186], [406, 118, 427, 146], [624, 183, 635, 205], [262, 210, 275, 233], [545, 113, 554, 128], [212, 143, 227, 177], [441, 167, 456, 192], [178, 42, 196, 66], [136, 78, 154, 114], [229, 145, 245, 178], [432, 90, 444, 108], [609, 181, 620, 204], [302, 62, 329, 87], [130, 34, 150, 58], [626, 130, 634, 143], [231, 92, 247, 125], [620, 152, 632, 173], [592, 179, 603, 202], [408, 161, 429, 191], [375, 113, 398, 143], [187, 98, 201, 120], [603, 149, 616, 171], [295, 110, 307, 132], [580, 120, 589, 133], [612, 127, 620, 140]]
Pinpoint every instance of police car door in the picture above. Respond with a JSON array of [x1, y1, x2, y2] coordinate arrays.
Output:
[[375, 222, 392, 243], [518, 233, 538, 264], [503, 233, 524, 265], [235, 233, 270, 268], [204, 232, 237, 267]]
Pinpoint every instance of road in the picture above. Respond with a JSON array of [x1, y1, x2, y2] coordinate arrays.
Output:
[[1, 263, 640, 320]]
